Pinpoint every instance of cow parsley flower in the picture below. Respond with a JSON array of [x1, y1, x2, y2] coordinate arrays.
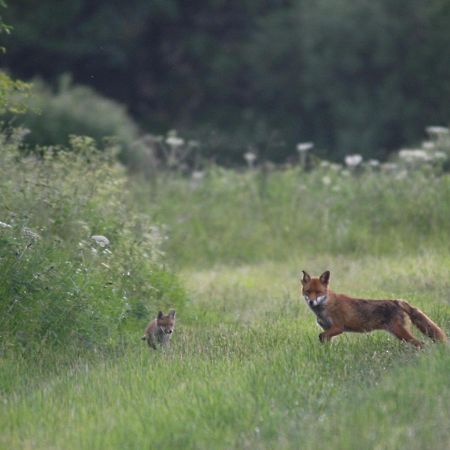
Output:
[[426, 126, 449, 137], [166, 136, 185, 147], [398, 149, 429, 163], [192, 171, 205, 181], [322, 176, 332, 186], [297, 142, 314, 152], [22, 227, 41, 240], [244, 151, 257, 168], [344, 154, 363, 168]]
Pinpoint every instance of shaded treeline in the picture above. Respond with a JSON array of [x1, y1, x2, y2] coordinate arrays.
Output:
[[3, 0, 450, 163]]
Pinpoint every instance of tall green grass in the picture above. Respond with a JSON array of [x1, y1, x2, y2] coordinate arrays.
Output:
[[1, 255, 449, 450], [135, 166, 450, 267]]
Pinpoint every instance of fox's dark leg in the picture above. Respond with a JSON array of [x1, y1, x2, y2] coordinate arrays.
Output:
[[388, 323, 423, 349], [319, 327, 344, 343], [147, 336, 158, 350]]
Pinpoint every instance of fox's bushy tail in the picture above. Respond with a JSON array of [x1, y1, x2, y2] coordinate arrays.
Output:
[[400, 301, 447, 342]]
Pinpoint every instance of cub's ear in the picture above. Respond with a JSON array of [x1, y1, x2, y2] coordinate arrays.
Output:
[[319, 270, 330, 285], [169, 309, 176, 318], [301, 270, 311, 284], [157, 311, 164, 319]]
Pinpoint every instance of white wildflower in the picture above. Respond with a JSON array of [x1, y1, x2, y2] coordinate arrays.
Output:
[[320, 161, 330, 168], [368, 159, 380, 168], [12, 127, 31, 141], [426, 126, 449, 137], [244, 151, 257, 167], [191, 170, 205, 189], [430, 151, 447, 161], [322, 176, 332, 186], [296, 142, 314, 152], [22, 227, 41, 240], [192, 171, 205, 181], [91, 235, 110, 247], [344, 154, 363, 168], [0, 221, 12, 229], [165, 136, 185, 148], [398, 149, 429, 163]]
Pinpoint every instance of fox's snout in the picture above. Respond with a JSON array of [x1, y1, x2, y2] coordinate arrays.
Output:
[[159, 326, 173, 335], [304, 294, 328, 308]]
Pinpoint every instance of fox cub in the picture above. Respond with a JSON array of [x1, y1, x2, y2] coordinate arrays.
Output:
[[142, 309, 176, 349], [301, 270, 447, 348]]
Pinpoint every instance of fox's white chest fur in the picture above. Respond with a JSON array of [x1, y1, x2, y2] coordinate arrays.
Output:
[[305, 295, 332, 330]]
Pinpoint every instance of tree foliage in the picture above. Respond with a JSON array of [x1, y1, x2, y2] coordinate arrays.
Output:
[[0, 0, 29, 113], [3, 0, 450, 162]]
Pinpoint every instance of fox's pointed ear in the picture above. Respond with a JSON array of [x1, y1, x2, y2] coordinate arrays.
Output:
[[169, 309, 176, 318], [319, 270, 330, 286], [301, 270, 311, 284], [157, 311, 164, 319]]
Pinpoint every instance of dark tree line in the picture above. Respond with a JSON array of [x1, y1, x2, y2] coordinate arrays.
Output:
[[3, 0, 450, 163]]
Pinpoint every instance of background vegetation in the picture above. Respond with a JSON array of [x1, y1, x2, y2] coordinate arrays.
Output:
[[2, 0, 450, 163], [138, 164, 450, 267]]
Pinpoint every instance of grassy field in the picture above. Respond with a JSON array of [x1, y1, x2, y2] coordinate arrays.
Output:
[[1, 136, 450, 449], [1, 252, 449, 450]]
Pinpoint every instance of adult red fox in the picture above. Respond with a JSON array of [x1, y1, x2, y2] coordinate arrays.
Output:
[[301, 270, 447, 348], [142, 310, 176, 349]]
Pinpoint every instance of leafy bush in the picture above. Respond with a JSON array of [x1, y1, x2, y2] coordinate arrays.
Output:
[[0, 131, 187, 354], [1, 76, 152, 169], [0, 71, 30, 114]]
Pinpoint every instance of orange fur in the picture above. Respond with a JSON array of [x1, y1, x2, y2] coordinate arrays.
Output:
[[142, 310, 176, 349], [301, 270, 447, 348]]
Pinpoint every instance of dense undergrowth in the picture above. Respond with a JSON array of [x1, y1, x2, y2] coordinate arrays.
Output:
[[0, 131, 186, 355]]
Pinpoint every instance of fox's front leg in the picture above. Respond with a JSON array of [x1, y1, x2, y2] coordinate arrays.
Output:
[[319, 327, 344, 343], [147, 335, 158, 350]]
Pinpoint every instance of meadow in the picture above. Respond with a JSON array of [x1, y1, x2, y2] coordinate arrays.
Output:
[[1, 133, 450, 449]]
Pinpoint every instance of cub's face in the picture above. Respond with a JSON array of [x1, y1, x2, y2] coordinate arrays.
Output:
[[157, 310, 176, 335], [301, 270, 330, 308]]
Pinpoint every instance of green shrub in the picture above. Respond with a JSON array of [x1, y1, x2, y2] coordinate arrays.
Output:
[[1, 76, 151, 169], [0, 131, 187, 354]]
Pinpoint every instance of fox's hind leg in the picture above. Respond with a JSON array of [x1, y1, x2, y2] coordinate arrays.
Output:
[[388, 322, 423, 348]]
